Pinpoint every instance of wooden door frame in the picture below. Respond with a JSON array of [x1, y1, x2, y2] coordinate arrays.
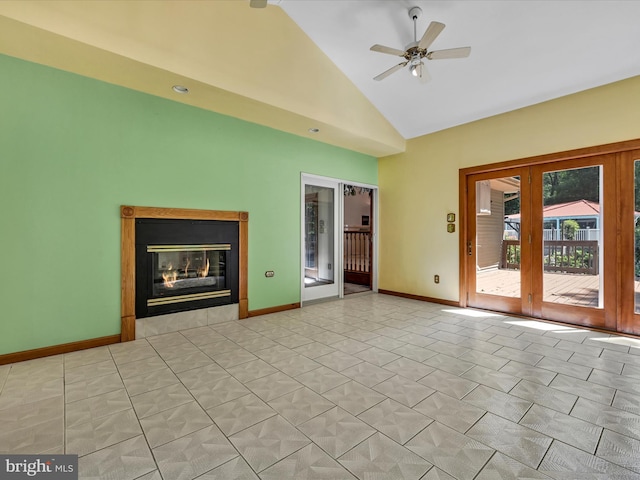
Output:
[[459, 138, 640, 334], [464, 167, 531, 316]]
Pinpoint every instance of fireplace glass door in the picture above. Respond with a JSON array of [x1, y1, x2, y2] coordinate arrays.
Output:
[[148, 244, 230, 306]]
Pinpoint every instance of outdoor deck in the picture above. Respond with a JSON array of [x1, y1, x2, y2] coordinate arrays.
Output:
[[477, 269, 602, 307]]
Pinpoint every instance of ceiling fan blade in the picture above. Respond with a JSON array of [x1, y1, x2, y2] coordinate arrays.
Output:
[[373, 62, 407, 81], [418, 63, 431, 83], [249, 0, 267, 8], [418, 21, 445, 50], [370, 44, 406, 57], [427, 46, 471, 60]]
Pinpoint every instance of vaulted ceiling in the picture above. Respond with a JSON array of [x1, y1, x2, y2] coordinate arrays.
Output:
[[1, 1, 639, 157]]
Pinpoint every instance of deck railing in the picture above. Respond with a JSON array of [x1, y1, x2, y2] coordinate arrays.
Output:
[[344, 231, 370, 273], [501, 239, 599, 274]]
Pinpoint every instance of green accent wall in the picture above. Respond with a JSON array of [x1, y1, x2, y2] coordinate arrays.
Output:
[[0, 54, 377, 356]]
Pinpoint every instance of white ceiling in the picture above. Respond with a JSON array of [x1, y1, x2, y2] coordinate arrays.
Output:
[[279, 0, 640, 139]]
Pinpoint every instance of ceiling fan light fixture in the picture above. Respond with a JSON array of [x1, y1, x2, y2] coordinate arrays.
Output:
[[409, 61, 424, 77]]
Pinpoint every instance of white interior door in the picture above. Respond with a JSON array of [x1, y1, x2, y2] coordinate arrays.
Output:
[[302, 175, 341, 302]]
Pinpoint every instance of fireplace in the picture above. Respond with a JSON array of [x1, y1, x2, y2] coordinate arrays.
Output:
[[120, 206, 248, 342], [135, 218, 239, 318]]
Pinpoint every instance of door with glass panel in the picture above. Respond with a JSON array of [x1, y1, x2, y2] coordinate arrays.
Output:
[[619, 150, 640, 335], [466, 168, 531, 316], [530, 156, 616, 330], [302, 176, 340, 302]]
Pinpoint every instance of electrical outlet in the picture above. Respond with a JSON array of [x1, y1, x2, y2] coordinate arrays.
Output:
[[434, 275, 440, 284], [265, 271, 275, 277]]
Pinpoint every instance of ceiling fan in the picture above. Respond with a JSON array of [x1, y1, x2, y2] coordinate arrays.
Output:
[[371, 6, 471, 82]]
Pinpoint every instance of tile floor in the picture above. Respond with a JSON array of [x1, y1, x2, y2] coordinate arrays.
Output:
[[2, 294, 640, 479]]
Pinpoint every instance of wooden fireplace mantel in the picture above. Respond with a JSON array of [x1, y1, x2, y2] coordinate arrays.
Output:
[[120, 205, 249, 342]]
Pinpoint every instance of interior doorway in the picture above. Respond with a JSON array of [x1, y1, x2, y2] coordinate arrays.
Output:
[[301, 174, 377, 304], [344, 184, 373, 295]]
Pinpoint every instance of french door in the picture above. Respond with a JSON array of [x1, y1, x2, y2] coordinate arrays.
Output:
[[301, 175, 341, 302], [464, 149, 640, 334]]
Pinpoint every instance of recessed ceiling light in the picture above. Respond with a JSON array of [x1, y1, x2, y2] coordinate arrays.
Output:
[[172, 85, 189, 94], [308, 128, 320, 133]]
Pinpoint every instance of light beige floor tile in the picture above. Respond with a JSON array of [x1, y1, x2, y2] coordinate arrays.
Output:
[[131, 383, 194, 419], [226, 358, 279, 383], [467, 413, 552, 469], [538, 440, 640, 479], [475, 452, 552, 479], [268, 387, 335, 426], [499, 361, 557, 386], [571, 397, 640, 441], [140, 401, 213, 448], [406, 422, 495, 480], [340, 361, 395, 388], [197, 456, 259, 480], [122, 367, 180, 397], [261, 443, 356, 480], [461, 365, 521, 392], [153, 425, 239, 480], [66, 409, 142, 456], [298, 406, 375, 458], [322, 380, 386, 416], [0, 377, 64, 409], [66, 388, 132, 427], [110, 344, 158, 365], [116, 355, 167, 379], [184, 374, 250, 410], [245, 371, 303, 402], [78, 435, 156, 480], [206, 393, 276, 436], [510, 379, 577, 414], [0, 415, 64, 454], [354, 346, 401, 367], [413, 392, 485, 434], [373, 375, 435, 407], [176, 363, 229, 389], [315, 351, 363, 372], [253, 345, 298, 363], [65, 372, 124, 404], [0, 394, 64, 433], [596, 429, 640, 473], [339, 432, 432, 480], [358, 398, 433, 444], [296, 366, 350, 394], [419, 369, 479, 400], [293, 342, 338, 359], [520, 404, 602, 454], [64, 359, 118, 384], [462, 385, 532, 423], [229, 415, 310, 472], [271, 354, 322, 377], [163, 350, 214, 373], [63, 346, 113, 370]]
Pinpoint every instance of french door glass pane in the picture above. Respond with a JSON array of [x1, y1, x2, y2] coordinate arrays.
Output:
[[542, 166, 602, 307], [304, 185, 335, 288], [475, 176, 521, 298]]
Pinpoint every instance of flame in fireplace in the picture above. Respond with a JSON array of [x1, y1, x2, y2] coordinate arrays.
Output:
[[184, 258, 191, 277], [197, 258, 210, 278], [162, 263, 178, 288]]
